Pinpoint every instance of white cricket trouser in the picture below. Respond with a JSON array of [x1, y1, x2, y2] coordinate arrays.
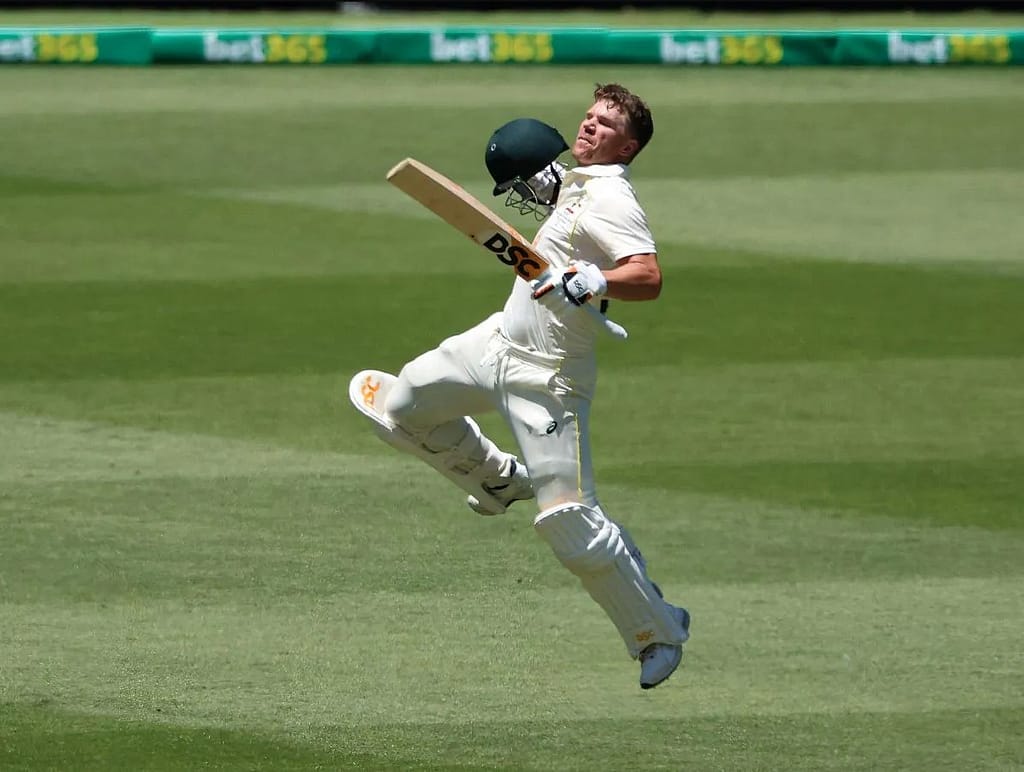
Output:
[[386, 313, 679, 659], [385, 312, 598, 510]]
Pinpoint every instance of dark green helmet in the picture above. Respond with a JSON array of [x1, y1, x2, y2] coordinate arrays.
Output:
[[485, 118, 568, 196]]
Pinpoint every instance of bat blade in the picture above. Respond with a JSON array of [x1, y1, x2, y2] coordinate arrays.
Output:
[[386, 157, 627, 340], [386, 157, 548, 281]]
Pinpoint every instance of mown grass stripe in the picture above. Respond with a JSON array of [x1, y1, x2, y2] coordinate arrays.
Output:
[[0, 411, 386, 483], [3, 576, 1021, 730]]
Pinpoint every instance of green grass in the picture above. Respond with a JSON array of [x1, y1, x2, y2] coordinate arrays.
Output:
[[1, 16, 1023, 770]]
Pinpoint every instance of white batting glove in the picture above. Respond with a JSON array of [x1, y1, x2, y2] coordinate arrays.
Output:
[[530, 271, 576, 317], [531, 262, 608, 306]]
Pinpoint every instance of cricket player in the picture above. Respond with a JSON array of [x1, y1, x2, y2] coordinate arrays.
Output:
[[352, 84, 689, 689]]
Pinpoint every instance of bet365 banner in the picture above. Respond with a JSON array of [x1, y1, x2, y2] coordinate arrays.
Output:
[[607, 29, 1024, 65], [0, 28, 150, 64], [151, 29, 376, 63], [836, 31, 1018, 65], [150, 28, 606, 64], [1, 27, 1022, 66]]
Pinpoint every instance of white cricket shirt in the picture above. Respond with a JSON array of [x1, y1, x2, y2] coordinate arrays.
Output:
[[500, 163, 657, 358]]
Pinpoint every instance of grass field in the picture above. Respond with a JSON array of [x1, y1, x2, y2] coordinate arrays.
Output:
[[1, 9, 1023, 771]]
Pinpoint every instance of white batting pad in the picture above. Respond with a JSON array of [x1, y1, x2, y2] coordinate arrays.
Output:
[[348, 370, 508, 514], [534, 502, 686, 658]]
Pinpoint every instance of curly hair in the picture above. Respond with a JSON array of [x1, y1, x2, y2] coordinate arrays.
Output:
[[593, 83, 654, 160]]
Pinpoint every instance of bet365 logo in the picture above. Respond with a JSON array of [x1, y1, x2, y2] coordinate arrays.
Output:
[[481, 232, 543, 279]]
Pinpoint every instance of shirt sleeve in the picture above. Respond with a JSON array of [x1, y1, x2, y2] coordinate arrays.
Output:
[[582, 179, 657, 262]]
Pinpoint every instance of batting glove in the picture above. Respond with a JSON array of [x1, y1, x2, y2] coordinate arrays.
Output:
[[531, 263, 607, 306]]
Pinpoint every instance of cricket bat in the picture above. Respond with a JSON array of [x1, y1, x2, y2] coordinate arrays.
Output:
[[386, 157, 627, 341]]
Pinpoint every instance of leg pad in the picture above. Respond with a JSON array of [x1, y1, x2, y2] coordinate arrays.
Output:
[[534, 502, 686, 658], [348, 370, 509, 513]]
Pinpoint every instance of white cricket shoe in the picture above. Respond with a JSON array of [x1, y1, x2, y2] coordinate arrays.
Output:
[[639, 605, 691, 690], [467, 458, 534, 516]]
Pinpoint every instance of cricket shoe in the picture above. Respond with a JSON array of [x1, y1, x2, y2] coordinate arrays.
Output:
[[467, 458, 535, 516], [639, 605, 691, 690]]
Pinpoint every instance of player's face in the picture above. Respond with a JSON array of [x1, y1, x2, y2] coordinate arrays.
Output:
[[571, 100, 638, 166]]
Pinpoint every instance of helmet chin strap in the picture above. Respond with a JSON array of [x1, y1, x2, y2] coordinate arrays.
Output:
[[501, 162, 566, 221]]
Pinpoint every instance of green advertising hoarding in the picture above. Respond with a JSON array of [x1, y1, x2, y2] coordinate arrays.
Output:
[[144, 27, 1024, 66], [1, 26, 1022, 66], [151, 29, 376, 64], [153, 27, 608, 65], [374, 28, 607, 64], [835, 30, 1021, 65], [607, 30, 835, 65], [0, 27, 150, 64]]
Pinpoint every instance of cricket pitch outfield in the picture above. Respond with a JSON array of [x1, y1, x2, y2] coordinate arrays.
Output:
[[0, 11, 1023, 770]]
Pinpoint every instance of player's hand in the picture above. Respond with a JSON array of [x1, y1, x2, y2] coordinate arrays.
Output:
[[531, 263, 607, 306], [530, 270, 576, 317]]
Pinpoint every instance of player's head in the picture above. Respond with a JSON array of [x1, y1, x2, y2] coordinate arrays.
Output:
[[485, 118, 569, 220], [572, 83, 654, 166]]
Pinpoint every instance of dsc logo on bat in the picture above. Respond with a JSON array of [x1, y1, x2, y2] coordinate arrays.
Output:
[[480, 232, 543, 279]]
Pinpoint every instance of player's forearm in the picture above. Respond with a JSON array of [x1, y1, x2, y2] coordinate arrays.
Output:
[[603, 254, 662, 301]]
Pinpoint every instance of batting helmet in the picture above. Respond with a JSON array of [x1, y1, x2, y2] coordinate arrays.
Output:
[[485, 118, 569, 196]]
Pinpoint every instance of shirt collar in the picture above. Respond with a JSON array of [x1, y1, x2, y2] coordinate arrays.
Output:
[[566, 163, 631, 180]]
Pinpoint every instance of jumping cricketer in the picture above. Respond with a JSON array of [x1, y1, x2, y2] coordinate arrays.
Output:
[[351, 84, 690, 689]]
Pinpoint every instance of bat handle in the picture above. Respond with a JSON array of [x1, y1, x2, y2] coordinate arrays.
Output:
[[585, 305, 628, 340]]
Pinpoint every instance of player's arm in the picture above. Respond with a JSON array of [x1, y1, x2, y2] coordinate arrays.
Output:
[[533, 192, 660, 305], [532, 253, 661, 306], [603, 253, 661, 301]]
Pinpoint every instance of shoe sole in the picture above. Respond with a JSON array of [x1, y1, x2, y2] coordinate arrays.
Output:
[[640, 607, 691, 690], [467, 494, 532, 516]]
